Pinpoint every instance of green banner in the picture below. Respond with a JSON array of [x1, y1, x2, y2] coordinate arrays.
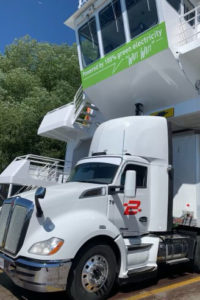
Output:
[[81, 22, 168, 89]]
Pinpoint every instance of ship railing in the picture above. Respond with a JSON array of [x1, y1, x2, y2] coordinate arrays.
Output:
[[73, 86, 99, 128], [38, 84, 97, 130], [15, 154, 67, 183], [74, 85, 84, 114], [179, 5, 200, 46]]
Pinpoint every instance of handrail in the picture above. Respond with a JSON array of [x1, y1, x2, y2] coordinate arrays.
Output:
[[178, 5, 200, 46], [14, 154, 64, 164], [12, 154, 67, 183], [73, 86, 84, 113]]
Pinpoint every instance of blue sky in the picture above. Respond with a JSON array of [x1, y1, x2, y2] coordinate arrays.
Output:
[[0, 0, 78, 53]]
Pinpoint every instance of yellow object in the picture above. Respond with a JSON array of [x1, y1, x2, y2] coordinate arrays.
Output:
[[151, 107, 174, 118], [126, 276, 200, 300]]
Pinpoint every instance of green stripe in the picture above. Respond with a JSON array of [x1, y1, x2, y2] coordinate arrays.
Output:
[[81, 22, 168, 89]]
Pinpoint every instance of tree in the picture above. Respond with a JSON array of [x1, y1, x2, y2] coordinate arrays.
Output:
[[0, 36, 81, 172]]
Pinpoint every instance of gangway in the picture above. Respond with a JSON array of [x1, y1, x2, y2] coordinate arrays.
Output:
[[38, 86, 102, 142], [38, 86, 105, 175]]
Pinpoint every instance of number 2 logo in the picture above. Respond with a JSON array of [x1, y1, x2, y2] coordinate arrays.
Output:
[[123, 200, 142, 215]]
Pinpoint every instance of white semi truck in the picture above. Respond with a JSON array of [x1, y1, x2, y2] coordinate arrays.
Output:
[[0, 116, 200, 300], [1, 0, 200, 299]]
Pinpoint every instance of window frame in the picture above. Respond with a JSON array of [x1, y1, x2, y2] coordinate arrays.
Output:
[[99, 0, 126, 55], [68, 161, 120, 185], [78, 16, 101, 68], [120, 162, 148, 189], [166, 0, 182, 13], [124, 0, 159, 40], [76, 0, 161, 70]]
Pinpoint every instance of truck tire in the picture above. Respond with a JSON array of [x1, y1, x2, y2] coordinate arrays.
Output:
[[66, 243, 117, 300], [194, 236, 200, 273]]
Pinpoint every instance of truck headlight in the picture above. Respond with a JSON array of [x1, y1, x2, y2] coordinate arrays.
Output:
[[28, 237, 64, 255]]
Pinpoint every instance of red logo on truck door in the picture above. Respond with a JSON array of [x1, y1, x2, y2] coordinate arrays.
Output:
[[123, 200, 142, 215]]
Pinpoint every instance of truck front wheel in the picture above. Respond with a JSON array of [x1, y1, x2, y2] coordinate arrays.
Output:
[[67, 243, 117, 300]]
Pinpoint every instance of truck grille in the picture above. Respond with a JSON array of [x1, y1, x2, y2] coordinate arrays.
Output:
[[0, 197, 34, 255]]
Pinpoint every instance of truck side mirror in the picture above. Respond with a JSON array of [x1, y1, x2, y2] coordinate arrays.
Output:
[[124, 170, 136, 198], [35, 187, 46, 218], [35, 187, 46, 199]]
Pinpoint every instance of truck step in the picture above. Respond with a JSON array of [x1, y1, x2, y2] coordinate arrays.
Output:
[[127, 243, 153, 251], [166, 258, 190, 265], [128, 266, 157, 277]]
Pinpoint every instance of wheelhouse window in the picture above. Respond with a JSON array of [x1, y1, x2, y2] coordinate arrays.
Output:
[[99, 0, 126, 54], [166, 0, 181, 13], [68, 162, 119, 184], [125, 0, 158, 39], [78, 17, 100, 68]]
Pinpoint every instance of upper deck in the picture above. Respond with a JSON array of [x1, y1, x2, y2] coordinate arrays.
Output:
[[66, 0, 200, 125]]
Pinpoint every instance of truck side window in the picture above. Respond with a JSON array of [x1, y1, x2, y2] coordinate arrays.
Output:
[[125, 0, 158, 39], [121, 164, 147, 188], [99, 0, 125, 54]]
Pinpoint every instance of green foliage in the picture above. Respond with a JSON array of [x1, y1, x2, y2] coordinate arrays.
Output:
[[0, 36, 81, 172], [2, 68, 41, 101]]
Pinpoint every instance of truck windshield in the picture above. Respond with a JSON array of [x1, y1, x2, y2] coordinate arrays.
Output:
[[68, 162, 118, 184]]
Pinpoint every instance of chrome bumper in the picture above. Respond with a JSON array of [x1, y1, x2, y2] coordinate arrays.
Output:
[[0, 253, 72, 293]]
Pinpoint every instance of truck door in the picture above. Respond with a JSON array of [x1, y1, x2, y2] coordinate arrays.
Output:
[[109, 163, 149, 236]]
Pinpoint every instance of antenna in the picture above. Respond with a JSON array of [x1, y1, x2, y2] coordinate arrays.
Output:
[[135, 103, 144, 116], [122, 129, 126, 155]]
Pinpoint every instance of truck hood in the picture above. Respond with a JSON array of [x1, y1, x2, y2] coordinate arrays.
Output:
[[3, 182, 112, 260], [19, 181, 106, 219]]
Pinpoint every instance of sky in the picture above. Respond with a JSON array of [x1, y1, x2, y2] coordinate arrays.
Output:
[[0, 0, 78, 53]]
